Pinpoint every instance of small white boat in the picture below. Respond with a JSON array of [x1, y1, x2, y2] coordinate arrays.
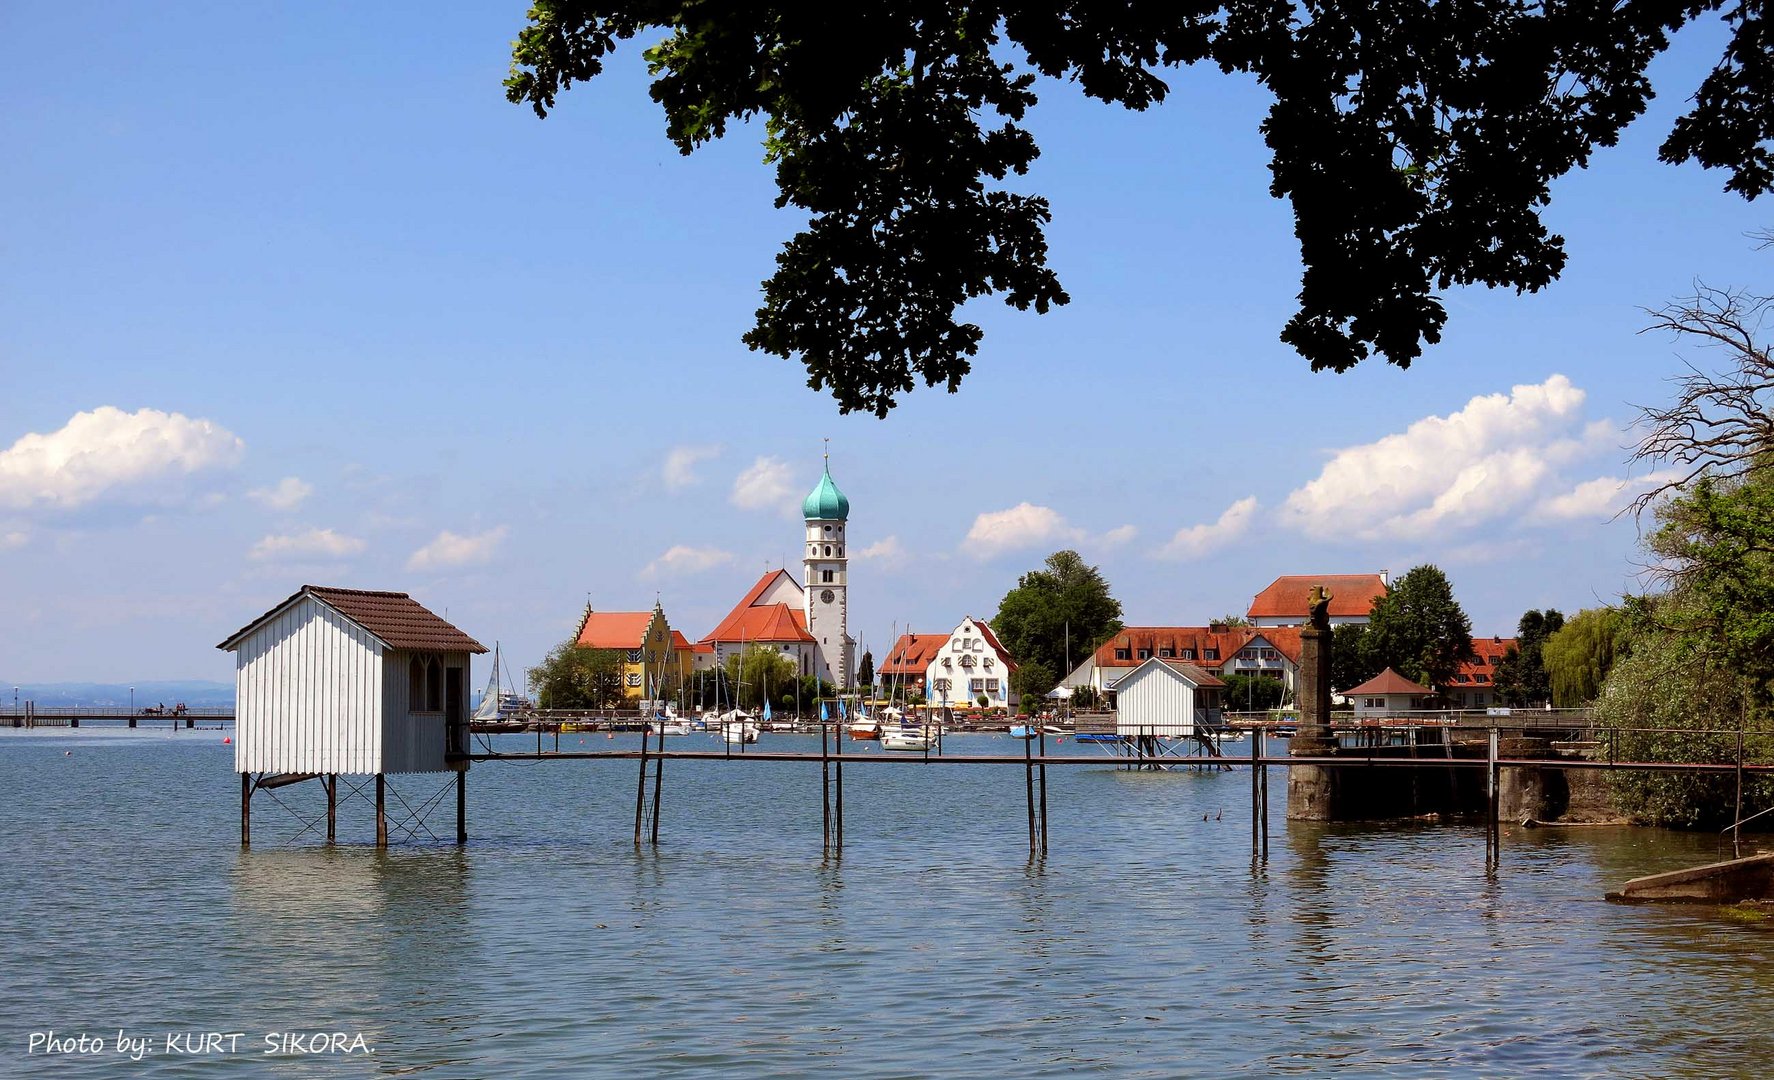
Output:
[[1009, 724, 1037, 740], [850, 705, 885, 741], [649, 708, 691, 737], [717, 709, 759, 744], [880, 721, 931, 752]]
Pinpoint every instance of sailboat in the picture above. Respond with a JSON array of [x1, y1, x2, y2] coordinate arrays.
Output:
[[471, 643, 531, 730]]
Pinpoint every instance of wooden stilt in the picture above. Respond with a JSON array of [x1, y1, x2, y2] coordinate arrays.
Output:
[[456, 767, 467, 845], [240, 772, 251, 849], [1258, 730, 1268, 859], [1251, 729, 1261, 857], [326, 774, 336, 844], [649, 734, 663, 845], [1037, 729, 1049, 855], [1024, 733, 1037, 855], [375, 773, 387, 848], [834, 722, 844, 850], [821, 720, 831, 853], [633, 726, 650, 846]]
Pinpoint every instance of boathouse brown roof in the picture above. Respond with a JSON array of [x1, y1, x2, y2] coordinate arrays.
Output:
[[1247, 575, 1388, 621], [218, 585, 487, 654], [1345, 668, 1432, 697]]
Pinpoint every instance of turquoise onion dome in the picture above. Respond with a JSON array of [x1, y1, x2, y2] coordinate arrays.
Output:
[[802, 467, 850, 521]]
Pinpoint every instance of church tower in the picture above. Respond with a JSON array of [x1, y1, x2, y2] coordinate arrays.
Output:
[[802, 451, 851, 688]]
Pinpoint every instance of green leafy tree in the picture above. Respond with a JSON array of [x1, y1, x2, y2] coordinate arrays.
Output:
[[856, 650, 875, 692], [1366, 565, 1476, 693], [1070, 685, 1100, 710], [726, 646, 799, 711], [508, 4, 1770, 416], [527, 638, 625, 709], [1214, 614, 1252, 628], [993, 550, 1123, 686], [1223, 674, 1286, 713], [1492, 609, 1566, 707], [1597, 629, 1774, 829], [1544, 607, 1629, 707], [1010, 660, 1058, 713], [1330, 623, 1380, 695]]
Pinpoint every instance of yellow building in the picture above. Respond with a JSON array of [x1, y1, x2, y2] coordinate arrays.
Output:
[[573, 603, 684, 703]]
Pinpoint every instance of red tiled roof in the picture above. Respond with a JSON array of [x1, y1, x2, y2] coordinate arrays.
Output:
[[1093, 627, 1251, 668], [669, 630, 693, 651], [219, 585, 487, 654], [1248, 575, 1388, 620], [880, 633, 948, 675], [702, 569, 815, 644], [1346, 667, 1432, 696], [1454, 636, 1516, 685], [1244, 627, 1303, 665], [575, 611, 654, 650]]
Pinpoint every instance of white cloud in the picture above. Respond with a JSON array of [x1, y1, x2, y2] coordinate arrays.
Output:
[[731, 456, 797, 515], [249, 528, 366, 561], [0, 406, 244, 510], [853, 535, 910, 566], [1535, 470, 1683, 523], [247, 476, 313, 511], [1157, 496, 1258, 560], [641, 544, 734, 578], [1280, 375, 1600, 540], [0, 530, 27, 551], [663, 445, 722, 491], [1099, 524, 1139, 548], [964, 503, 1085, 558], [406, 526, 508, 571]]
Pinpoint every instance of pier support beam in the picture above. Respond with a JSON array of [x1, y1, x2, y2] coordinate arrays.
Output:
[[456, 767, 467, 845], [240, 772, 251, 849], [375, 773, 387, 848], [326, 774, 336, 844]]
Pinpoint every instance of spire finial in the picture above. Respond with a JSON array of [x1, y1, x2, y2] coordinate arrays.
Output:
[[823, 437, 830, 471]]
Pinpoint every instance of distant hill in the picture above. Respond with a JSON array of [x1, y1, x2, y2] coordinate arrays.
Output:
[[0, 680, 234, 708]]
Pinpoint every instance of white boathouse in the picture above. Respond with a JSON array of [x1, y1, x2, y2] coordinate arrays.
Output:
[[218, 585, 487, 846], [1111, 658, 1226, 739]]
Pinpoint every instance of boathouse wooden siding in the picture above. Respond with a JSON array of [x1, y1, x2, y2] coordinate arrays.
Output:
[[233, 595, 384, 775], [378, 648, 472, 773], [1112, 659, 1225, 738]]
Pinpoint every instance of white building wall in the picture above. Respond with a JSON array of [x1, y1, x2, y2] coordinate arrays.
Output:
[[922, 618, 1011, 709], [234, 596, 384, 775], [1114, 664, 1199, 738], [379, 649, 468, 773]]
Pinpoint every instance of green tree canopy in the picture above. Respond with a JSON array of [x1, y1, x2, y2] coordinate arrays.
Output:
[[508, 3, 1771, 415], [1366, 565, 1476, 693], [856, 650, 875, 691], [1329, 622, 1379, 695], [992, 549, 1123, 695], [1543, 607, 1629, 707], [1492, 608, 1565, 707], [527, 638, 625, 709], [1223, 674, 1286, 713], [726, 646, 799, 710]]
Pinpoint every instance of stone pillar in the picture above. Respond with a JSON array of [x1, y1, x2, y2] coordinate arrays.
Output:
[[1287, 586, 1341, 821], [1498, 736, 1567, 824]]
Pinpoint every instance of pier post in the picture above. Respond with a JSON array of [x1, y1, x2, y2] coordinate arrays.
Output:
[[1038, 728, 1049, 855], [633, 726, 650, 847], [326, 774, 336, 843], [821, 720, 832, 853], [834, 722, 844, 850], [1486, 729, 1500, 855], [240, 772, 251, 849], [375, 774, 387, 848], [649, 732, 664, 845], [1025, 732, 1037, 855], [456, 767, 467, 845]]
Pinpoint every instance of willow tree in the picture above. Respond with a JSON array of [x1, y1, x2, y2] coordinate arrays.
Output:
[[509, 2, 1772, 415]]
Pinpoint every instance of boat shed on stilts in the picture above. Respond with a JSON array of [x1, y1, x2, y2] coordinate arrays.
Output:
[[218, 585, 487, 847]]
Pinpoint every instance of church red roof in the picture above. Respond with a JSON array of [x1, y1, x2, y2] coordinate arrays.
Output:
[[703, 569, 815, 644]]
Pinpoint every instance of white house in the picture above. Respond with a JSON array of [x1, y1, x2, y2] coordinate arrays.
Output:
[[1346, 668, 1433, 717], [925, 616, 1018, 710], [1111, 658, 1226, 738]]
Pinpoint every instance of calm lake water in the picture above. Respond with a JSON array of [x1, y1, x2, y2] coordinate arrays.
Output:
[[3, 727, 1771, 1077]]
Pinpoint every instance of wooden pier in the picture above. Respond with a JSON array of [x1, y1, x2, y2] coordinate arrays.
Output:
[[3, 703, 234, 729]]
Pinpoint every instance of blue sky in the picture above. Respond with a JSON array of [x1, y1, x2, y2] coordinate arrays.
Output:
[[2, 4, 1767, 683]]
